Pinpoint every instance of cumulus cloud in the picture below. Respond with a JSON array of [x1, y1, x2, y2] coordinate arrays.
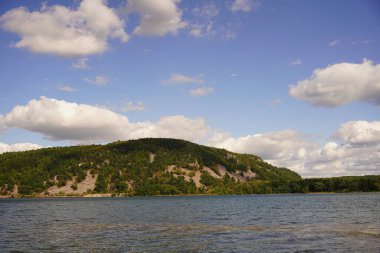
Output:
[[333, 121, 380, 145], [289, 59, 380, 107], [152, 115, 209, 141], [0, 115, 4, 132], [127, 0, 187, 36], [83, 75, 109, 86], [305, 141, 380, 177], [230, 0, 259, 12], [297, 121, 380, 177], [72, 58, 90, 69], [318, 142, 346, 161], [209, 122, 380, 177], [162, 73, 204, 85], [189, 87, 214, 97], [0, 0, 128, 57], [1, 97, 208, 143], [209, 130, 313, 169], [0, 142, 42, 154], [122, 101, 147, 112]]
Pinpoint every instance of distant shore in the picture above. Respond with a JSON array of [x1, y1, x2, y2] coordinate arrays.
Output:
[[1, 191, 379, 199], [0, 193, 114, 199]]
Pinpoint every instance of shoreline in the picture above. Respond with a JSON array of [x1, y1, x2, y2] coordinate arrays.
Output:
[[1, 191, 379, 199], [0, 193, 114, 199]]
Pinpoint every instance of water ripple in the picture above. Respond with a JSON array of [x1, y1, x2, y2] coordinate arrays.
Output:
[[0, 194, 379, 252]]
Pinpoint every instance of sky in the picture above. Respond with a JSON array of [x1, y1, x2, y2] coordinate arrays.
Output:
[[0, 0, 379, 178]]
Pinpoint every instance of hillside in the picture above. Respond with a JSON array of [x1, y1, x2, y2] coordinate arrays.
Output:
[[0, 138, 301, 196]]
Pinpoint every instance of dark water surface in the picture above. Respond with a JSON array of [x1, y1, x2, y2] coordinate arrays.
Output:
[[0, 194, 379, 252]]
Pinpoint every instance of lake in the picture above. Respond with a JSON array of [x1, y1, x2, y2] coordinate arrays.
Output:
[[0, 194, 379, 252]]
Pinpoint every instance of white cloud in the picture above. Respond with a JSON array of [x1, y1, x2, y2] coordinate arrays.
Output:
[[209, 122, 380, 177], [290, 58, 302, 66], [329, 40, 341, 46], [152, 115, 209, 141], [0, 142, 42, 154], [316, 142, 346, 162], [303, 120, 380, 177], [289, 59, 380, 107], [189, 87, 214, 97], [0, 0, 128, 57], [189, 22, 236, 40], [192, 3, 219, 18], [230, 0, 259, 12], [351, 40, 371, 45], [83, 75, 109, 86], [57, 86, 78, 92], [209, 130, 313, 170], [305, 141, 380, 177], [122, 101, 147, 112], [1, 97, 208, 143], [188, 3, 235, 40], [162, 73, 204, 85], [127, 0, 187, 36], [333, 120, 380, 145], [163, 73, 213, 97], [0, 115, 4, 132], [94, 76, 108, 86], [189, 22, 215, 38], [72, 58, 90, 69]]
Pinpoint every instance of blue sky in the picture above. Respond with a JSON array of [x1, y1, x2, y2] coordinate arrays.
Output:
[[0, 0, 379, 177]]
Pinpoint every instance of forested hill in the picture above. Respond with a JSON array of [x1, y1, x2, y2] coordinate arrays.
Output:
[[0, 138, 379, 197], [0, 138, 301, 196]]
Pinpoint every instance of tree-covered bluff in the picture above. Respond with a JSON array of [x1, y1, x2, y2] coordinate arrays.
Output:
[[0, 138, 300, 196], [0, 138, 379, 197]]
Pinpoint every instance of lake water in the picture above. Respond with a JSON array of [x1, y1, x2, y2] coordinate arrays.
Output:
[[0, 194, 379, 252]]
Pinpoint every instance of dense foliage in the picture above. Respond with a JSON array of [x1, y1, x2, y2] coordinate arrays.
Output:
[[0, 138, 378, 196], [292, 176, 380, 193]]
